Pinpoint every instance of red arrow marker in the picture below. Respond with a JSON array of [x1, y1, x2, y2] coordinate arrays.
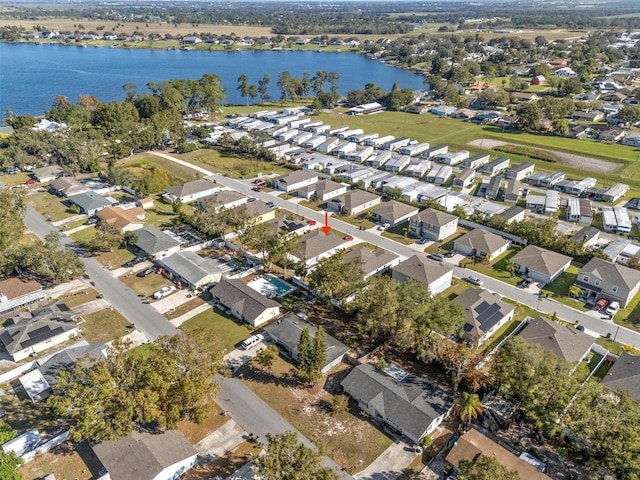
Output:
[[321, 212, 331, 235]]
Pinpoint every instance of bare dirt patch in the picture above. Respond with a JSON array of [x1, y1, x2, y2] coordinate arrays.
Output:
[[468, 138, 622, 173]]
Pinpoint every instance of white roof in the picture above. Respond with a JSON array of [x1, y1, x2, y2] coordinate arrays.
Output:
[[19, 369, 50, 401]]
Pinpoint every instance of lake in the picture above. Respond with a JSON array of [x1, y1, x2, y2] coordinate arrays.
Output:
[[0, 43, 428, 116]]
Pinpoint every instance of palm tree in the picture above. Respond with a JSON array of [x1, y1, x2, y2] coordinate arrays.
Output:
[[504, 260, 516, 278], [455, 392, 483, 425]]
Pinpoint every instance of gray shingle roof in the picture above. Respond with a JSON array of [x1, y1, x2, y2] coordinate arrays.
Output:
[[453, 289, 515, 341], [511, 245, 571, 277], [37, 343, 107, 385], [134, 226, 182, 256], [579, 257, 640, 291], [263, 313, 349, 370], [164, 179, 219, 198], [454, 229, 510, 256], [92, 430, 197, 480], [68, 191, 113, 213], [519, 316, 594, 362], [276, 170, 318, 186], [199, 190, 246, 208], [331, 190, 381, 211], [297, 179, 344, 196], [411, 208, 457, 228], [392, 254, 453, 287], [0, 317, 78, 355], [341, 364, 452, 441], [210, 278, 280, 323], [569, 226, 600, 245], [343, 246, 399, 276], [601, 352, 640, 400], [292, 230, 344, 261], [370, 201, 419, 223], [159, 251, 226, 286]]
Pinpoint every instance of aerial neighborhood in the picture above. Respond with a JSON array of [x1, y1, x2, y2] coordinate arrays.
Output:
[[3, 7, 640, 480]]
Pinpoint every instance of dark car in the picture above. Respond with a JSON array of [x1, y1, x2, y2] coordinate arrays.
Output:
[[428, 253, 445, 262], [137, 267, 155, 278]]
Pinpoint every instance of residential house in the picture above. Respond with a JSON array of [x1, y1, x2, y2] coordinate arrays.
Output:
[[511, 92, 540, 102], [32, 165, 63, 183], [602, 183, 629, 203], [506, 162, 535, 181], [397, 143, 431, 157], [162, 179, 220, 204], [601, 352, 640, 400], [598, 128, 625, 142], [133, 226, 182, 259], [297, 179, 347, 202], [603, 92, 627, 104], [494, 116, 519, 129], [453, 289, 516, 346], [485, 175, 504, 201], [274, 171, 319, 193], [452, 168, 476, 189], [370, 201, 419, 227], [566, 198, 593, 224], [446, 429, 552, 480], [601, 206, 632, 234], [348, 102, 385, 115], [622, 133, 640, 147], [556, 177, 597, 195], [498, 205, 526, 224], [317, 137, 341, 154], [197, 190, 247, 213], [366, 151, 392, 168], [236, 200, 277, 224], [461, 153, 490, 169], [158, 251, 229, 289], [49, 177, 89, 197], [68, 191, 113, 215], [503, 179, 522, 204], [392, 255, 454, 295], [264, 312, 349, 374], [210, 278, 280, 327], [404, 159, 432, 178], [451, 108, 476, 120], [527, 171, 566, 188], [0, 278, 45, 315], [382, 137, 411, 152], [182, 36, 202, 44], [453, 228, 511, 259], [566, 124, 591, 139], [569, 226, 601, 248], [0, 305, 78, 362], [426, 165, 453, 185], [343, 246, 400, 280], [519, 316, 594, 363], [472, 201, 507, 220], [341, 363, 453, 445], [511, 245, 572, 283], [289, 231, 346, 267], [481, 157, 511, 176], [525, 190, 559, 215], [19, 343, 107, 402], [575, 257, 640, 307], [385, 155, 411, 173], [531, 75, 546, 85], [571, 111, 604, 122], [555, 67, 577, 77], [434, 151, 470, 166], [420, 144, 449, 159], [97, 206, 145, 232], [409, 208, 458, 241], [92, 430, 197, 480], [327, 190, 381, 215]]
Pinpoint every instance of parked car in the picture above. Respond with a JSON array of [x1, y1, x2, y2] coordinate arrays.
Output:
[[247, 197, 257, 203], [253, 178, 265, 185], [606, 301, 620, 316], [25, 179, 37, 185], [266, 201, 276, 209], [85, 217, 99, 225], [417, 238, 428, 245], [343, 235, 354, 241], [466, 276, 484, 286], [251, 187, 262, 192], [428, 253, 445, 262], [377, 223, 391, 231], [152, 285, 176, 299], [137, 267, 155, 278]]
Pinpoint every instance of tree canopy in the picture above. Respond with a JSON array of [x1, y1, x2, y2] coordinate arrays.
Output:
[[253, 431, 338, 480], [48, 332, 222, 442], [458, 455, 520, 480]]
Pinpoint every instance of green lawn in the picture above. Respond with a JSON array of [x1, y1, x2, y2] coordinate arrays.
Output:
[[595, 337, 640, 355], [79, 308, 131, 343], [380, 221, 415, 245], [542, 264, 580, 298], [2, 172, 30, 186], [614, 287, 640, 332], [440, 278, 474, 301], [69, 225, 97, 244], [120, 271, 174, 297], [463, 249, 522, 286], [26, 191, 72, 222], [176, 149, 293, 179], [338, 212, 377, 230], [181, 307, 254, 353], [482, 319, 524, 353]]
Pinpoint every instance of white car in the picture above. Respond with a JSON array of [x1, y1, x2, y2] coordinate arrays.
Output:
[[152, 285, 176, 300], [605, 301, 620, 316], [377, 223, 391, 231]]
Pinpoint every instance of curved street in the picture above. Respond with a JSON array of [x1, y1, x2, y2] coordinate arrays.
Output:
[[150, 150, 640, 350]]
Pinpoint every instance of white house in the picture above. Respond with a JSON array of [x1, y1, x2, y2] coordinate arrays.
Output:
[[210, 278, 280, 327], [392, 255, 454, 295], [274, 171, 318, 192], [409, 208, 459, 241], [162, 179, 220, 204]]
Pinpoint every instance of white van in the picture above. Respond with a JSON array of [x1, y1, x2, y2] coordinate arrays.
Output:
[[241, 334, 264, 350]]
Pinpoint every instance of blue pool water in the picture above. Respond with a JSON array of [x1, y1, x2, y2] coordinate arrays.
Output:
[[265, 275, 294, 296]]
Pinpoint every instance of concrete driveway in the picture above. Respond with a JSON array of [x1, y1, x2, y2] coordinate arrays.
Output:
[[354, 440, 421, 480]]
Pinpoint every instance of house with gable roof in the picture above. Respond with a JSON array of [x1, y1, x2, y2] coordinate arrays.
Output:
[[511, 245, 572, 284], [391, 255, 453, 295], [518, 316, 594, 363], [409, 208, 458, 241], [162, 179, 220, 204], [601, 352, 640, 400], [288, 230, 346, 267], [0, 278, 46, 315], [341, 363, 453, 445], [210, 278, 280, 327], [574, 257, 640, 307], [453, 228, 511, 259], [369, 201, 419, 227], [343, 246, 400, 280], [133, 226, 182, 259], [453, 289, 515, 346]]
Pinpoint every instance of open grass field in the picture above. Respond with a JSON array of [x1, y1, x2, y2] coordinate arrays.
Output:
[[78, 307, 131, 343], [120, 270, 174, 297], [175, 149, 293, 179], [241, 358, 392, 473], [26, 191, 71, 222]]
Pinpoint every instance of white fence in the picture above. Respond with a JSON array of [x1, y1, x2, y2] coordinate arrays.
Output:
[[0, 361, 36, 385], [22, 430, 70, 463]]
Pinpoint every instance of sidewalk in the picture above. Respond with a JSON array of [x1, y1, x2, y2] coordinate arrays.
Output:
[[171, 302, 211, 327]]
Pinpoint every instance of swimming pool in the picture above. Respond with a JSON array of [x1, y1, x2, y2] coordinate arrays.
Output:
[[265, 275, 295, 296], [246, 275, 295, 298]]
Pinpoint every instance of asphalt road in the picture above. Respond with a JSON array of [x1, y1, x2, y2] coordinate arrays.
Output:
[[216, 376, 354, 480], [150, 151, 640, 350], [24, 205, 179, 341]]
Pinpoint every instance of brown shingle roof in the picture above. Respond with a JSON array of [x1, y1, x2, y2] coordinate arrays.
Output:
[[343, 246, 399, 276], [291, 230, 345, 261], [446, 429, 552, 480], [392, 255, 453, 286], [454, 229, 510, 256], [0, 278, 42, 301], [97, 206, 145, 230], [411, 208, 457, 228], [511, 245, 571, 278]]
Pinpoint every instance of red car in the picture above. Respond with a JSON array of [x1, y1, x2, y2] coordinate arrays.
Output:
[[25, 179, 37, 185], [253, 178, 265, 185], [343, 235, 354, 241], [307, 220, 317, 226]]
